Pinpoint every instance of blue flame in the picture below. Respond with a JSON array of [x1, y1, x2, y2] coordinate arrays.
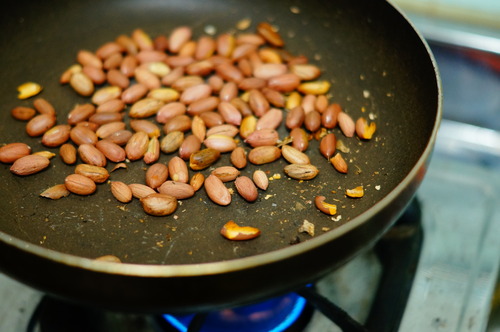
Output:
[[162, 292, 307, 332]]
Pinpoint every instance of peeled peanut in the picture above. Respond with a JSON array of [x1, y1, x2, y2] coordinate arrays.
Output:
[[234, 176, 258, 202], [146, 163, 169, 189], [26, 114, 56, 137], [140, 193, 177, 216], [10, 155, 50, 176], [65, 173, 96, 195], [0, 143, 31, 163], [220, 220, 260, 240], [204, 174, 231, 206]]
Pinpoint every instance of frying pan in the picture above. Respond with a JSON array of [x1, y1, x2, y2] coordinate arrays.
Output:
[[0, 0, 441, 313]]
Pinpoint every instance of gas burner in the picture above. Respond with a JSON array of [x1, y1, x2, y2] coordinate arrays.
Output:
[[24, 199, 422, 332], [157, 292, 313, 332], [26, 296, 152, 332]]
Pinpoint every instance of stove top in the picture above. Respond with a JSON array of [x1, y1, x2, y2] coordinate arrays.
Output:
[[1, 20, 500, 332]]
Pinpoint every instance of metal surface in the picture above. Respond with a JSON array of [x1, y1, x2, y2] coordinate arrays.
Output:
[[392, 0, 500, 54], [399, 120, 500, 332], [0, 0, 440, 312]]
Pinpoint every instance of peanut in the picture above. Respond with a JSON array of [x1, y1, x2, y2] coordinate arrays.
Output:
[[248, 146, 281, 165], [234, 176, 258, 202], [220, 220, 260, 241], [11, 106, 36, 121], [204, 174, 231, 206], [17, 82, 43, 99], [252, 170, 269, 190], [26, 114, 56, 137], [140, 193, 177, 216], [40, 184, 70, 200], [319, 133, 336, 159], [145, 163, 169, 189], [10, 155, 50, 176], [75, 164, 109, 183], [65, 173, 96, 195], [129, 183, 156, 199], [78, 144, 107, 167], [59, 143, 77, 165], [284, 164, 319, 180], [158, 181, 195, 199], [0, 143, 31, 163], [189, 148, 221, 170]]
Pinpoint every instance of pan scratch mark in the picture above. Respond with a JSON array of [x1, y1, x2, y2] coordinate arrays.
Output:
[[161, 240, 176, 264], [15, 219, 31, 240], [96, 205, 105, 223]]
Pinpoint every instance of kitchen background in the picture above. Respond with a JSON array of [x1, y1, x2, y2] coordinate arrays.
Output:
[[392, 0, 500, 331]]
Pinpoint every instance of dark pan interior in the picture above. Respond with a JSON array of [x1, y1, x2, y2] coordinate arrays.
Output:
[[0, 0, 438, 266]]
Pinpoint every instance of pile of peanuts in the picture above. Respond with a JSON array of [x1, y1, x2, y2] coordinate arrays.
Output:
[[2, 22, 376, 241]]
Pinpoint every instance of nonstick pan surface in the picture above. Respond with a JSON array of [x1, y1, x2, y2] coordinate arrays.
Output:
[[0, 0, 441, 312]]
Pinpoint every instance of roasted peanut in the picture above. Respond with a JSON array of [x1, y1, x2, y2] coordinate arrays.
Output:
[[64, 173, 96, 195], [10, 155, 50, 176], [146, 163, 169, 189], [140, 193, 177, 216], [158, 181, 195, 199], [204, 174, 231, 206], [220, 220, 260, 240], [315, 196, 337, 215], [189, 148, 221, 170], [0, 143, 31, 163], [75, 164, 109, 183], [284, 164, 319, 180], [319, 133, 336, 159], [234, 176, 258, 202], [40, 184, 70, 200]]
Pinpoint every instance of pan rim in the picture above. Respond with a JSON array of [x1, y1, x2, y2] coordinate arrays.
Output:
[[0, 0, 442, 279]]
